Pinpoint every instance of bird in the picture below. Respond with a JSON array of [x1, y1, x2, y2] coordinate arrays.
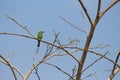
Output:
[[37, 31, 44, 47]]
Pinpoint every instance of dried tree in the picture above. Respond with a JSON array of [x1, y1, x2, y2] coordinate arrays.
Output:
[[0, 0, 120, 80]]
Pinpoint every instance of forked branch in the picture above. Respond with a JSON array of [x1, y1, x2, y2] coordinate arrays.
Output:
[[109, 52, 120, 80], [0, 55, 17, 80], [78, 0, 93, 25]]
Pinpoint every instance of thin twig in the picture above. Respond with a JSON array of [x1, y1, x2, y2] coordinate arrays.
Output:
[[89, 44, 111, 49], [82, 72, 96, 80], [44, 62, 74, 80], [44, 31, 60, 59], [0, 54, 18, 80], [80, 12, 89, 36], [59, 46, 79, 63], [6, 15, 35, 38], [83, 51, 109, 72], [8, 51, 16, 61], [45, 30, 60, 55], [33, 65, 40, 80], [59, 16, 86, 34], [0, 32, 36, 40], [69, 66, 76, 80]]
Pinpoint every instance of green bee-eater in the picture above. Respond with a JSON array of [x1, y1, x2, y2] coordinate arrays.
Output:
[[37, 31, 44, 47]]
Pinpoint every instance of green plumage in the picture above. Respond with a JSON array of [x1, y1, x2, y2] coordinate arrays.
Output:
[[37, 31, 44, 47]]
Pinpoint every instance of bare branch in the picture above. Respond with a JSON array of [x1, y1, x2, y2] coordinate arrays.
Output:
[[69, 66, 77, 80], [0, 32, 79, 63], [0, 32, 36, 40], [45, 30, 60, 55], [13, 67, 24, 79], [100, 0, 120, 18], [64, 46, 120, 68], [59, 46, 79, 63], [80, 12, 89, 36], [59, 16, 87, 34], [43, 40, 80, 63], [78, 0, 93, 26], [90, 51, 120, 68], [97, 0, 102, 16], [6, 15, 35, 38], [0, 54, 18, 80], [76, 26, 96, 80], [94, 0, 120, 27], [33, 65, 41, 80], [44, 62, 74, 80], [95, 0, 102, 25], [0, 59, 24, 79], [107, 67, 120, 80], [82, 72, 96, 80], [89, 44, 111, 49], [83, 51, 109, 72], [24, 57, 45, 80], [95, 0, 102, 22], [8, 51, 16, 61], [109, 52, 120, 80], [25, 49, 77, 80], [76, 0, 120, 79]]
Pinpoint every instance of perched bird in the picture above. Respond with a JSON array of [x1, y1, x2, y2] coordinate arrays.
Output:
[[37, 31, 44, 47]]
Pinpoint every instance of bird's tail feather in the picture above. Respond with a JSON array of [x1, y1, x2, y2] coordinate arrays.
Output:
[[37, 40, 40, 47]]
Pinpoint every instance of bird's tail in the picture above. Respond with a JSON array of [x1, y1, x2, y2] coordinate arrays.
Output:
[[37, 40, 40, 47]]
